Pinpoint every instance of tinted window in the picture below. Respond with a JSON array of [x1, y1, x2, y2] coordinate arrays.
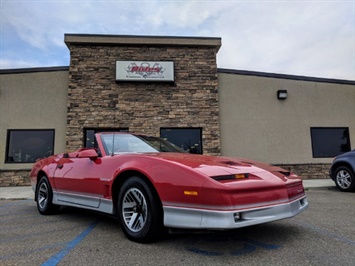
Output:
[[311, 127, 351, 158], [5, 130, 55, 163], [160, 128, 202, 154]]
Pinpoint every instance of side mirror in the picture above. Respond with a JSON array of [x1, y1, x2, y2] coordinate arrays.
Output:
[[77, 149, 98, 160]]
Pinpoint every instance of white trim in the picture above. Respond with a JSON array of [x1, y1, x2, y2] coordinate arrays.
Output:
[[52, 191, 114, 214], [163, 196, 308, 229]]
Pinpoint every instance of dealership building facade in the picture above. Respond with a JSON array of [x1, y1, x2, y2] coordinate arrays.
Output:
[[1, 34, 354, 186]]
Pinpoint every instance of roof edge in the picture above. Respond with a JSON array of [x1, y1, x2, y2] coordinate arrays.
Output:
[[0, 66, 69, 75], [1, 66, 354, 86], [64, 33, 221, 51], [218, 68, 355, 85]]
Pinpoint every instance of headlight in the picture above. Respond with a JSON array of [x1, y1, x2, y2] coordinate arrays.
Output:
[[212, 173, 249, 181]]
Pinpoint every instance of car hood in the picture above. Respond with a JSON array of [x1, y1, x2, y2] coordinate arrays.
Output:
[[334, 149, 355, 160], [148, 153, 289, 177]]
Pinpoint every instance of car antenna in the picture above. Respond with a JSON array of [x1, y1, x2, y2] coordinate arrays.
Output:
[[111, 102, 119, 156]]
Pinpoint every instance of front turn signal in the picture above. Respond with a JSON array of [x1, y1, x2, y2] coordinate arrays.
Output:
[[184, 191, 198, 196]]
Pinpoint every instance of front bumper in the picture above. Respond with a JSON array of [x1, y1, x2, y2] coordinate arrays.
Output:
[[163, 196, 308, 229]]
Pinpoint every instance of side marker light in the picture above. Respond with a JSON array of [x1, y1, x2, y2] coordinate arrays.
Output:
[[184, 191, 198, 196]]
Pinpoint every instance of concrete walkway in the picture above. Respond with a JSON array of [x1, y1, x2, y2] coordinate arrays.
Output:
[[0, 179, 336, 200], [0, 186, 34, 200], [303, 179, 335, 188]]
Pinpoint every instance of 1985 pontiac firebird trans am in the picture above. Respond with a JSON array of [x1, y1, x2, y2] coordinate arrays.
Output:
[[30, 133, 308, 243]]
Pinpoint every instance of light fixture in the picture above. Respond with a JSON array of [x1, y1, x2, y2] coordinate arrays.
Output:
[[277, 90, 288, 100], [234, 212, 241, 222]]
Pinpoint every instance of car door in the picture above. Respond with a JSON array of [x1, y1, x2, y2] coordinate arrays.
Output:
[[53, 150, 108, 208]]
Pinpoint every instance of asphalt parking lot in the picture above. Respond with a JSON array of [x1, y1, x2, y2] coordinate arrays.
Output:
[[1, 187, 354, 266]]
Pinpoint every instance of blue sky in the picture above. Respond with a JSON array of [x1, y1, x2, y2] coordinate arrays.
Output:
[[1, 0, 354, 80]]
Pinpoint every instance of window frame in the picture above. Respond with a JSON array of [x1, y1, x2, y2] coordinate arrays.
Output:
[[84, 127, 129, 148], [310, 127, 351, 158], [5, 129, 55, 164]]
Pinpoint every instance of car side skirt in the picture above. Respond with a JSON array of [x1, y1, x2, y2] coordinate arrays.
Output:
[[163, 196, 308, 229], [52, 191, 114, 214]]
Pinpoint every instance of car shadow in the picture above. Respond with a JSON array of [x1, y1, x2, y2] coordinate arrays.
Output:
[[53, 205, 303, 250]]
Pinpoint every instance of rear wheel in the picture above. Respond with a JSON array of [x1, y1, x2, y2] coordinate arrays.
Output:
[[118, 176, 163, 243], [334, 166, 355, 192], [36, 176, 60, 214]]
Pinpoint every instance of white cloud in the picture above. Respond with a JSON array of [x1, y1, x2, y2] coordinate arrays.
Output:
[[206, 1, 355, 79], [0, 58, 48, 69], [1, 0, 354, 80]]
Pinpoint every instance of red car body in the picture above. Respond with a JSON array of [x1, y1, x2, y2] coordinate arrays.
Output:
[[30, 133, 308, 242]]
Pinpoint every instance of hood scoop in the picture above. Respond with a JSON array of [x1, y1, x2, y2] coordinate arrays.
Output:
[[220, 160, 251, 167]]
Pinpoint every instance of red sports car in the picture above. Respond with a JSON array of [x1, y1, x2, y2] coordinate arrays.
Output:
[[30, 133, 308, 242]]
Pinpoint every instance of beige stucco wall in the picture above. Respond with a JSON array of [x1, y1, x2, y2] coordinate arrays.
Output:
[[218, 72, 355, 164], [1, 69, 354, 169], [0, 70, 68, 171]]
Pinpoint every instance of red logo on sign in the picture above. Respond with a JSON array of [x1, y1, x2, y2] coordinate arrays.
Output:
[[130, 66, 161, 72], [125, 62, 165, 79]]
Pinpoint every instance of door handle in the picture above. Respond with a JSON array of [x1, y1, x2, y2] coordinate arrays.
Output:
[[57, 164, 63, 169]]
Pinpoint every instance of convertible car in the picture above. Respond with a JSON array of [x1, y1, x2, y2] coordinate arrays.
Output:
[[30, 133, 308, 242]]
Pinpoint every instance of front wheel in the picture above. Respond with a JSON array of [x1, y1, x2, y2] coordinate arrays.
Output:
[[36, 176, 60, 214], [118, 177, 163, 243], [334, 166, 355, 192]]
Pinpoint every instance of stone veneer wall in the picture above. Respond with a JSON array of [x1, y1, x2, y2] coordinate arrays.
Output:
[[66, 44, 220, 154], [0, 170, 31, 187], [274, 163, 331, 179]]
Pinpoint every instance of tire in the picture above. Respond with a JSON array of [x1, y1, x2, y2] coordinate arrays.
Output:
[[334, 166, 355, 192], [118, 176, 163, 243], [36, 176, 60, 215]]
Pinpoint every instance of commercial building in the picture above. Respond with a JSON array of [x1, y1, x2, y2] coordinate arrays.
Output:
[[1, 34, 354, 186]]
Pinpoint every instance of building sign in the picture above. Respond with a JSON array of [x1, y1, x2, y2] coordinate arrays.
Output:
[[116, 61, 174, 82]]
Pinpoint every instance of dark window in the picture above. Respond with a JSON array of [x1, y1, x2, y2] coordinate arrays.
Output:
[[160, 128, 202, 154], [310, 127, 351, 158], [5, 130, 55, 163], [84, 128, 129, 148]]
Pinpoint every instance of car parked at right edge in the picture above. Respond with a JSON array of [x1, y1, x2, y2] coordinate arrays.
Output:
[[330, 150, 355, 192]]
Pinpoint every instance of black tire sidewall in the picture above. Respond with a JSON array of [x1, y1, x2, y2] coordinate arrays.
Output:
[[36, 176, 57, 214], [335, 166, 355, 192], [118, 176, 162, 243]]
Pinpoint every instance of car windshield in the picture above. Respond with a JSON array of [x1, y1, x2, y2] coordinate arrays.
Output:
[[101, 134, 185, 155]]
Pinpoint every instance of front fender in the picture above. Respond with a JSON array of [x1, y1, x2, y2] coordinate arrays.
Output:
[[30, 156, 60, 190], [110, 155, 207, 206]]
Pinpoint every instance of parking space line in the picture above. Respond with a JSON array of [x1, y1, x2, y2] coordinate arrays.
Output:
[[41, 219, 100, 266], [294, 221, 355, 246]]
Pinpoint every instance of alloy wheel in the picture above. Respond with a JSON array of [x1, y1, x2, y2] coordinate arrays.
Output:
[[38, 182, 48, 210], [336, 169, 352, 189], [122, 188, 147, 232]]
